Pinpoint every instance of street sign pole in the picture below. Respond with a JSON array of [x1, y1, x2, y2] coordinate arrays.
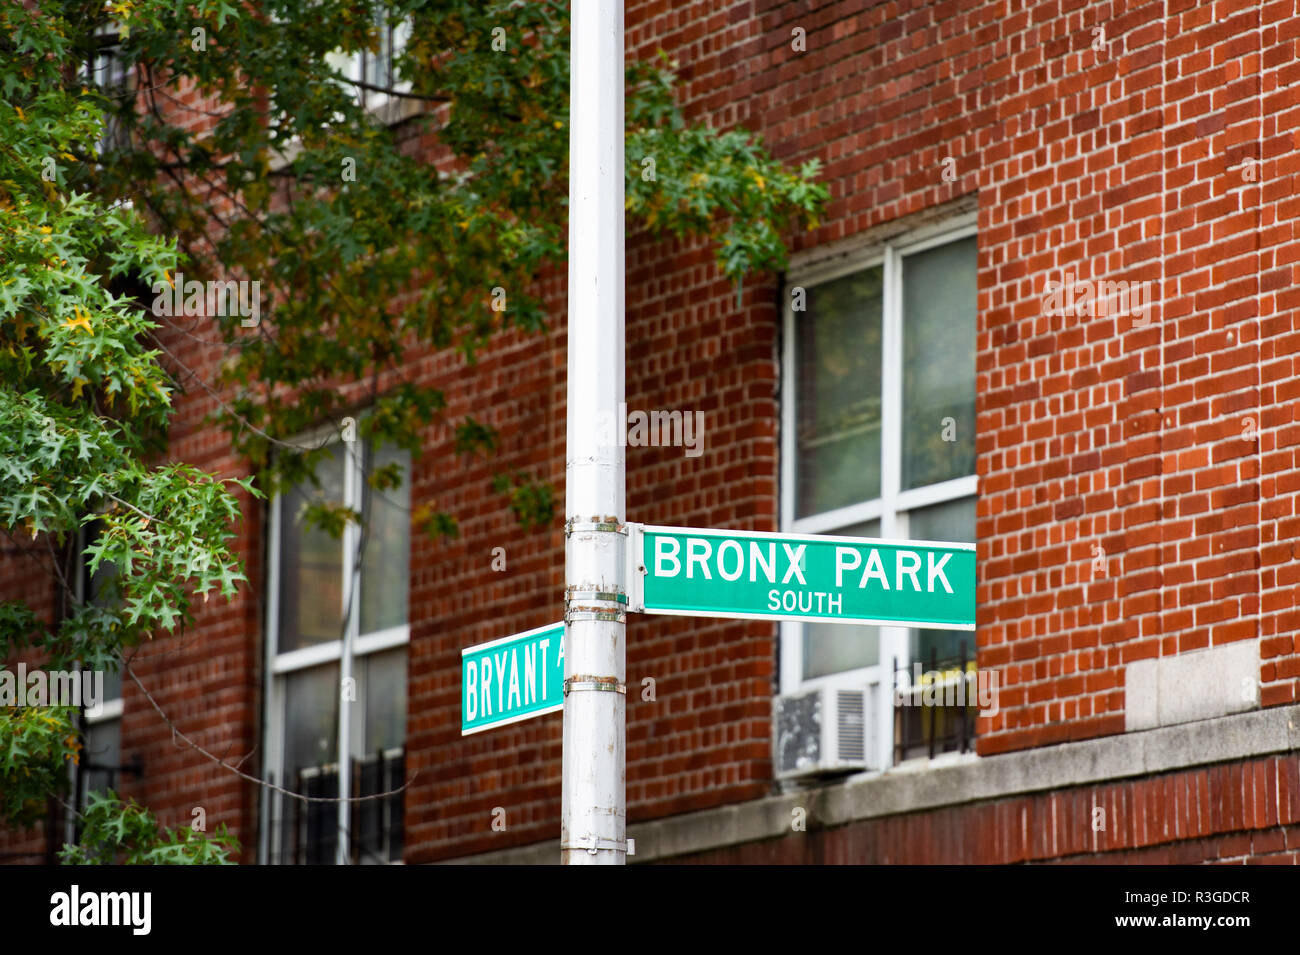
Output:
[[561, 0, 627, 865]]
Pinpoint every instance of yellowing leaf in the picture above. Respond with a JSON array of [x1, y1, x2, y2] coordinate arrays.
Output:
[[63, 306, 92, 335]]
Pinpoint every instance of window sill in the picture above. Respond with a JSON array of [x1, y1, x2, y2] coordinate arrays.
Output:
[[879, 748, 981, 777], [782, 748, 980, 792]]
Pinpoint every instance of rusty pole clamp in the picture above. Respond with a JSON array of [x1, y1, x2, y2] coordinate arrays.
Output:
[[563, 675, 626, 696], [563, 520, 629, 625], [563, 517, 624, 536]]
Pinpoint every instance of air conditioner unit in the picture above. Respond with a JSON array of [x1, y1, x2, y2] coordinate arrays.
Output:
[[774, 684, 878, 780]]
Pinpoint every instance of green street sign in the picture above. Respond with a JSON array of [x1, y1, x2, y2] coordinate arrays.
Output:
[[632, 524, 975, 630], [461, 622, 565, 735]]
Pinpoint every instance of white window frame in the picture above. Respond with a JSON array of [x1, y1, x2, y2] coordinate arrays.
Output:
[[780, 212, 978, 769], [259, 424, 410, 865], [326, 6, 414, 117]]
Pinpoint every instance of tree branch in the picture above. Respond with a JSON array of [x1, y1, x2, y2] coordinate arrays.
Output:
[[338, 76, 449, 103]]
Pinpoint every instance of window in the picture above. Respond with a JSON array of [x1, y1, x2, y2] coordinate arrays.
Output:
[[781, 215, 978, 766], [266, 7, 415, 173], [79, 670, 124, 797], [262, 435, 410, 864], [326, 5, 413, 114], [85, 23, 134, 154]]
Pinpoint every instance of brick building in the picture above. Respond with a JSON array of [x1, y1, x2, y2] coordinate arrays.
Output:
[[4, 0, 1300, 865]]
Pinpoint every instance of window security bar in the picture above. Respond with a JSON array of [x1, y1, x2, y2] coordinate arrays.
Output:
[[892, 642, 977, 764], [290, 748, 404, 865]]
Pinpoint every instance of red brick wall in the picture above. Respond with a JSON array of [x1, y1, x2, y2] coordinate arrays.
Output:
[[975, 0, 1300, 753], [0, 534, 62, 862]]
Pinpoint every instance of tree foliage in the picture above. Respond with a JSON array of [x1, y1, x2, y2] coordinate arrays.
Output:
[[76, 0, 827, 525], [0, 706, 78, 829], [60, 791, 239, 865]]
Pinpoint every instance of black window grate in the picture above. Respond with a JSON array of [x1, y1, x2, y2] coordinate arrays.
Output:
[[289, 748, 404, 865], [893, 643, 978, 764]]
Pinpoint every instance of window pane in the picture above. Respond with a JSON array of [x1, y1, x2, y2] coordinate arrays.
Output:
[[795, 267, 883, 516], [94, 50, 125, 89], [802, 519, 880, 679], [82, 526, 123, 699], [325, 48, 358, 95], [278, 663, 340, 862], [277, 446, 346, 653], [365, 8, 392, 90], [82, 718, 120, 795], [87, 551, 119, 607], [907, 495, 975, 543], [100, 668, 122, 702], [358, 647, 406, 865], [85, 529, 124, 698], [360, 648, 407, 756], [906, 496, 976, 664], [89, 35, 133, 153], [359, 444, 410, 636], [901, 237, 976, 491], [283, 664, 340, 779]]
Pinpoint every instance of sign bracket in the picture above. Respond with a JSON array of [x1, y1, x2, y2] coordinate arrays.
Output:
[[624, 521, 644, 614]]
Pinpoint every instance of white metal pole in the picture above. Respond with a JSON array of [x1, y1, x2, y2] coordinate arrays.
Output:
[[562, 0, 627, 865], [337, 449, 359, 865]]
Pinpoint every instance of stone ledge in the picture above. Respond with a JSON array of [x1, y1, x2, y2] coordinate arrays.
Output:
[[442, 703, 1300, 864]]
